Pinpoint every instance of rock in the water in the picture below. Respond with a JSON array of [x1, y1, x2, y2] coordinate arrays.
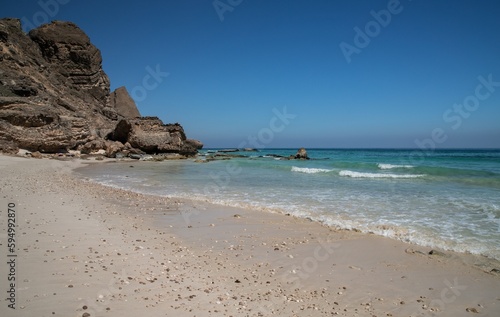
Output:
[[295, 148, 309, 160]]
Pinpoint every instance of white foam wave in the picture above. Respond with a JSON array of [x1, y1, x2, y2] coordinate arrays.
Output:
[[339, 170, 425, 179], [378, 163, 414, 170], [291, 166, 333, 174]]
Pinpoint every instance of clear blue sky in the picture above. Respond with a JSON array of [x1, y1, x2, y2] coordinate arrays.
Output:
[[3, 0, 500, 148]]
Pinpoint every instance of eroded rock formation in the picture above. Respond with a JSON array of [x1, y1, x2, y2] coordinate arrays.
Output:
[[111, 117, 203, 155], [0, 18, 202, 156]]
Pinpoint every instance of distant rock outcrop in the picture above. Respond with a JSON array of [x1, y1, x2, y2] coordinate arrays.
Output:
[[294, 148, 309, 160], [0, 18, 202, 156]]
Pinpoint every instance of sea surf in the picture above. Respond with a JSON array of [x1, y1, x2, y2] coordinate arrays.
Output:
[[76, 149, 500, 260]]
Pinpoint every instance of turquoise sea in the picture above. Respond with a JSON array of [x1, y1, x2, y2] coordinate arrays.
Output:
[[77, 149, 500, 260]]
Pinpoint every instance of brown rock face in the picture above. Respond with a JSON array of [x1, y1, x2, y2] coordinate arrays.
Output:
[[29, 21, 110, 103], [0, 18, 202, 156], [109, 86, 140, 118], [111, 117, 203, 155], [0, 19, 113, 152]]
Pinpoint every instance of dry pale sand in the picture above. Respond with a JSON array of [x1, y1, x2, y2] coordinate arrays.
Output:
[[0, 155, 499, 317]]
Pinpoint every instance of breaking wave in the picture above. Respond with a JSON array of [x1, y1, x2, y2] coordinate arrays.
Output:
[[339, 170, 425, 179], [291, 166, 334, 174], [378, 163, 414, 170]]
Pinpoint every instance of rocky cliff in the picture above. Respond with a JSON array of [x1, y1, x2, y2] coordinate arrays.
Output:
[[0, 18, 202, 156]]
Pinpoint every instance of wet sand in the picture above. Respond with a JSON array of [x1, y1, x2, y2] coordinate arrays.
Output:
[[0, 155, 499, 316]]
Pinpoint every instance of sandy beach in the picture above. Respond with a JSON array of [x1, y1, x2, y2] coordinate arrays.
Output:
[[1, 155, 499, 317]]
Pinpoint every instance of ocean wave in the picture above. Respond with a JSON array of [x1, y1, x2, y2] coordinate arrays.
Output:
[[291, 166, 333, 174], [378, 163, 414, 170], [339, 170, 425, 179]]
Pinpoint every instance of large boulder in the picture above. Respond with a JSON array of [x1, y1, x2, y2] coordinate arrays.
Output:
[[111, 117, 202, 155], [109, 86, 140, 118]]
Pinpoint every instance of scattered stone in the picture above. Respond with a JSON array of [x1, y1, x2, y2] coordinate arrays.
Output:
[[466, 307, 479, 313], [428, 249, 448, 257], [31, 151, 43, 159], [68, 150, 81, 157], [139, 155, 154, 161], [92, 149, 106, 155], [17, 149, 32, 156]]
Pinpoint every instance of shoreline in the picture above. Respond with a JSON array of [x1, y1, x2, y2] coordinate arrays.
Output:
[[75, 155, 500, 262], [1, 155, 499, 316]]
